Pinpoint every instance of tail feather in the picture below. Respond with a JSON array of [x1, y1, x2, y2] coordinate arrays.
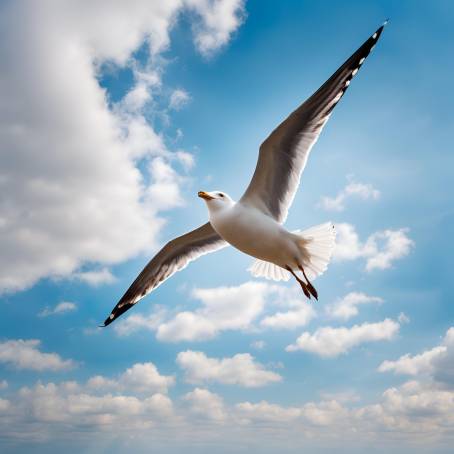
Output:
[[296, 222, 336, 280], [248, 259, 291, 282], [248, 222, 336, 282]]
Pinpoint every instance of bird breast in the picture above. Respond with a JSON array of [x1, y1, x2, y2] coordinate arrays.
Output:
[[209, 203, 296, 264]]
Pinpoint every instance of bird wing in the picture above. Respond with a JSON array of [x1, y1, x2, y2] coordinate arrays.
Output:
[[240, 22, 387, 223], [102, 222, 227, 326]]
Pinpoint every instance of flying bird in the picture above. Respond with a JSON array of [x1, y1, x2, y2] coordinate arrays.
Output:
[[102, 21, 387, 327]]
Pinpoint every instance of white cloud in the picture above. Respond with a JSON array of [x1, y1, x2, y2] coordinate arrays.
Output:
[[0, 380, 7, 390], [38, 301, 77, 318], [378, 346, 447, 376], [186, 0, 246, 56], [398, 312, 410, 324], [119, 282, 316, 341], [71, 268, 116, 286], [183, 387, 226, 421], [0, 0, 244, 294], [378, 327, 454, 384], [236, 401, 301, 423], [169, 89, 191, 110], [13, 380, 173, 428], [250, 340, 266, 350], [260, 299, 315, 329], [156, 282, 271, 342], [87, 362, 175, 394], [176, 350, 282, 387], [3, 356, 454, 444], [301, 400, 349, 426], [320, 180, 380, 212], [432, 328, 454, 389], [333, 223, 414, 271], [286, 319, 399, 357], [355, 380, 454, 434], [114, 306, 167, 336], [0, 339, 75, 371], [325, 292, 383, 321]]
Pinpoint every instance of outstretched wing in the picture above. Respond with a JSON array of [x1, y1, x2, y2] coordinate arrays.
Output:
[[240, 22, 387, 223], [102, 222, 227, 326]]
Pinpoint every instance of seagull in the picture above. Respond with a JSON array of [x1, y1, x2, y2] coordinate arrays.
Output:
[[102, 21, 387, 327]]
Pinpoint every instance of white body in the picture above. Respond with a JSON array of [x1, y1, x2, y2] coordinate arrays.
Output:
[[199, 191, 335, 282], [207, 197, 305, 271]]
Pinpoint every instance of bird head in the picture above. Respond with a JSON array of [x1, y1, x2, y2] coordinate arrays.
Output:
[[198, 190, 234, 212]]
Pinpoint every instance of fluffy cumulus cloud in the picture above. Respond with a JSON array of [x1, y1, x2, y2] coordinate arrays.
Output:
[[0, 339, 75, 371], [38, 301, 77, 317], [320, 179, 380, 212], [87, 362, 175, 394], [260, 293, 315, 329], [183, 387, 226, 421], [333, 223, 414, 271], [378, 346, 447, 376], [116, 281, 316, 341], [0, 0, 245, 294], [379, 327, 454, 387], [286, 319, 399, 357], [1, 364, 174, 437], [176, 350, 282, 387], [114, 306, 168, 336], [186, 0, 246, 56], [156, 281, 272, 341], [325, 292, 383, 321], [2, 357, 454, 446], [355, 380, 454, 435], [236, 400, 301, 423]]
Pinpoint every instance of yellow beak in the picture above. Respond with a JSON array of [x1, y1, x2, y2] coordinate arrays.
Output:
[[198, 191, 214, 201]]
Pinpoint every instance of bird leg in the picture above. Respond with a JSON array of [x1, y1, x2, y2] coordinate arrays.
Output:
[[298, 265, 318, 300], [286, 266, 311, 300]]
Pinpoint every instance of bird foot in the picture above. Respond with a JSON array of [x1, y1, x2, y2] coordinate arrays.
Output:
[[298, 265, 318, 301], [306, 282, 318, 300], [299, 281, 311, 299]]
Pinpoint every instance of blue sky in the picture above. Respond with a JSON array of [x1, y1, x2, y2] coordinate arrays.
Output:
[[1, 0, 454, 453]]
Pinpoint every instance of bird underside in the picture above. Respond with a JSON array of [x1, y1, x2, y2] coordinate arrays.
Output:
[[248, 221, 336, 301]]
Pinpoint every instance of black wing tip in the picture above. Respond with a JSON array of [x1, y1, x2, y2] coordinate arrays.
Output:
[[101, 300, 135, 328], [372, 19, 389, 41], [100, 313, 116, 328]]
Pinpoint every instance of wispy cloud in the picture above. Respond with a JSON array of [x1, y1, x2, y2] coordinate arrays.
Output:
[[320, 179, 380, 212], [169, 89, 191, 110], [38, 301, 77, 318], [72, 268, 116, 286]]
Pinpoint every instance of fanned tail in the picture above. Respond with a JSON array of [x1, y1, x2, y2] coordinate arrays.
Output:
[[248, 260, 291, 282], [295, 222, 336, 280]]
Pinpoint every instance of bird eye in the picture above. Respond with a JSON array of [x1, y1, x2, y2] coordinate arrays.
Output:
[[218, 193, 224, 197]]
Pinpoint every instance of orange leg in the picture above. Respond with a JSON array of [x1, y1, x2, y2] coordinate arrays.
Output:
[[286, 266, 311, 300], [298, 265, 318, 300]]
